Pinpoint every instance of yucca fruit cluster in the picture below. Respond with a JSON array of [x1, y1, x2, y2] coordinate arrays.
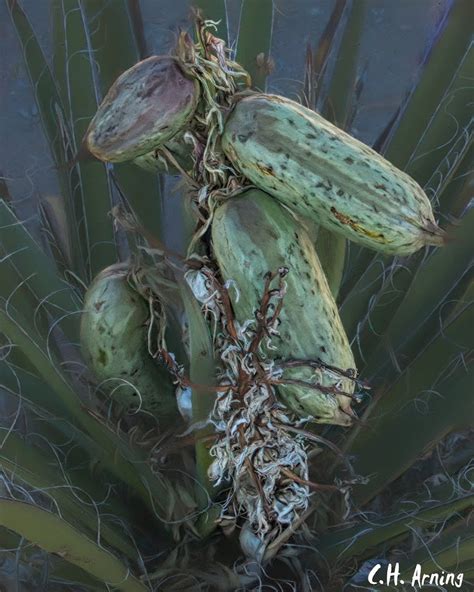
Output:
[[80, 19, 444, 555]]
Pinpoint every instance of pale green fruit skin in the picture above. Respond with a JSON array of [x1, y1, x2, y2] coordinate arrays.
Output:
[[222, 94, 445, 256], [80, 265, 177, 418], [86, 56, 199, 163], [211, 190, 356, 426], [133, 131, 194, 174]]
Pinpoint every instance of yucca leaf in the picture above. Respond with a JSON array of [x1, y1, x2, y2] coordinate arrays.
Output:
[[0, 199, 81, 342], [321, 0, 368, 129], [341, 142, 473, 370], [448, 277, 474, 321], [0, 171, 13, 203], [0, 302, 87, 422], [0, 355, 168, 530], [6, 0, 85, 279], [437, 138, 473, 218], [236, 0, 273, 91], [52, 0, 118, 280], [81, 0, 139, 93], [0, 256, 56, 368], [361, 208, 473, 381], [313, 227, 346, 299], [127, 0, 148, 58], [309, 0, 347, 108], [0, 499, 147, 592], [40, 194, 75, 272], [51, 0, 69, 112], [0, 353, 90, 441], [0, 430, 138, 561], [406, 41, 473, 191], [0, 268, 49, 350], [382, 0, 473, 171], [113, 167, 165, 243], [0, 527, 107, 591], [318, 493, 474, 562], [0, 354, 82, 426], [345, 304, 472, 506], [0, 360, 151, 532], [178, 277, 216, 500], [0, 302, 175, 536], [398, 519, 473, 588], [4, 0, 63, 157]]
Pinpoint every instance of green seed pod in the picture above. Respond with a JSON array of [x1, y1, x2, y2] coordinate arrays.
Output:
[[80, 264, 177, 419], [133, 131, 194, 174], [211, 189, 357, 426], [222, 94, 445, 256], [85, 56, 199, 163]]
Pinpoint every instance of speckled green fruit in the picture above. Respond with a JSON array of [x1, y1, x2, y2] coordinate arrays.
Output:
[[212, 189, 357, 426], [222, 94, 445, 256], [86, 56, 199, 163], [80, 264, 177, 419]]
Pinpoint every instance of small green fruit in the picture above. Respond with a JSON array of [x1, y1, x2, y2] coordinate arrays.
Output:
[[80, 264, 177, 418]]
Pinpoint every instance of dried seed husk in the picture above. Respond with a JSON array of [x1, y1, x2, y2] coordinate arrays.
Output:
[[211, 189, 357, 426], [222, 94, 445, 256], [80, 264, 177, 418], [85, 56, 199, 163]]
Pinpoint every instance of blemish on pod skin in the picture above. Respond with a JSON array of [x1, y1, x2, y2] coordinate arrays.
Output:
[[222, 94, 446, 256], [212, 189, 357, 426], [80, 264, 177, 418]]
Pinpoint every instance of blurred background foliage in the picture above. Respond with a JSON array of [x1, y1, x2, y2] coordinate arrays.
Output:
[[0, 0, 472, 590]]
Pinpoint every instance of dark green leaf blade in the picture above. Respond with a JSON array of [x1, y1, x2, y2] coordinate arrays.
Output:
[[6, 0, 85, 278], [319, 494, 474, 562], [0, 430, 138, 561], [345, 306, 473, 506], [0, 199, 81, 342], [0, 499, 147, 592], [53, 0, 119, 280], [382, 0, 474, 171], [178, 276, 216, 498], [236, 0, 274, 91]]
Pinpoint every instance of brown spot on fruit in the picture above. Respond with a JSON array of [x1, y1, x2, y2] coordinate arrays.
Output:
[[330, 207, 385, 241], [98, 348, 107, 366], [94, 300, 105, 311], [259, 164, 275, 176]]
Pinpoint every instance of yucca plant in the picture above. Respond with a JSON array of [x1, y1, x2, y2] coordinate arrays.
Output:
[[1, 1, 472, 591]]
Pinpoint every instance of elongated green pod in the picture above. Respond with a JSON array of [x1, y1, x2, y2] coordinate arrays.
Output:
[[211, 190, 357, 426], [222, 94, 445, 255], [80, 264, 177, 419], [85, 56, 199, 163]]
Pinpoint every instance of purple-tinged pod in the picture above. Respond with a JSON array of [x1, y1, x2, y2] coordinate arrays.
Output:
[[85, 56, 199, 163]]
